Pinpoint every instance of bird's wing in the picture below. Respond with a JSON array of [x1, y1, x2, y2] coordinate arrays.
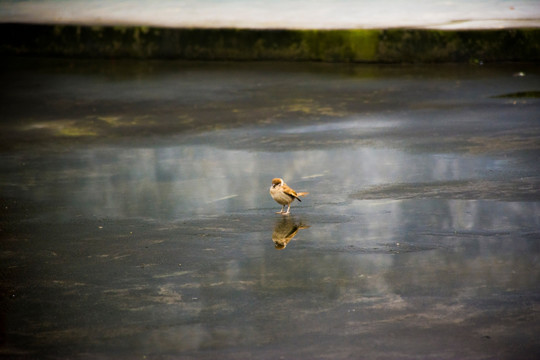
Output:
[[282, 184, 298, 197], [282, 184, 303, 202]]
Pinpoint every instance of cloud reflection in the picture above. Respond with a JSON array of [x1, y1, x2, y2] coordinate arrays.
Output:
[[1, 137, 533, 223]]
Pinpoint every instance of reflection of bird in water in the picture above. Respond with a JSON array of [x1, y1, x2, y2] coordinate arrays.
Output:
[[269, 178, 309, 215], [272, 217, 310, 250]]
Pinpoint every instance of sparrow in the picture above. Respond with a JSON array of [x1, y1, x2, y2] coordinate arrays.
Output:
[[272, 217, 310, 250], [269, 178, 309, 215]]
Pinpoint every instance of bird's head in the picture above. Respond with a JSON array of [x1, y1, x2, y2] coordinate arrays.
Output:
[[271, 178, 283, 188]]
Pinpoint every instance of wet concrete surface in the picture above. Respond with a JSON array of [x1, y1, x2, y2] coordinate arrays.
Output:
[[1, 58, 540, 359]]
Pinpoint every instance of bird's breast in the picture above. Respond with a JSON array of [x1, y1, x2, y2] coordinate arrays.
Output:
[[270, 187, 293, 205]]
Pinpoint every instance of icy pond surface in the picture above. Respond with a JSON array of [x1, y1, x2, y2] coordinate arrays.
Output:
[[1, 58, 539, 359]]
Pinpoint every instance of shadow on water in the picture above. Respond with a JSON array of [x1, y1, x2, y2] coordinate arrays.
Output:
[[1, 58, 540, 359]]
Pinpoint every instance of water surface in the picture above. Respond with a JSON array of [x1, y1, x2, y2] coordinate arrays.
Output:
[[1, 58, 539, 359]]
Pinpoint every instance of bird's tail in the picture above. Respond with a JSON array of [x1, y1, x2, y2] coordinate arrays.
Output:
[[293, 192, 309, 202], [297, 192, 309, 198]]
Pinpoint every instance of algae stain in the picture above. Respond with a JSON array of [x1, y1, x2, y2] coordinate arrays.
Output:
[[57, 126, 98, 137], [346, 30, 379, 61], [53, 25, 63, 36], [465, 135, 540, 154], [493, 91, 540, 98], [177, 115, 194, 125], [286, 99, 346, 117], [113, 26, 128, 34], [97, 116, 121, 125], [287, 99, 315, 114], [24, 120, 98, 137], [298, 30, 379, 62]]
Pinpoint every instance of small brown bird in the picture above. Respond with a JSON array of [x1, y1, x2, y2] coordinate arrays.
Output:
[[269, 178, 309, 215]]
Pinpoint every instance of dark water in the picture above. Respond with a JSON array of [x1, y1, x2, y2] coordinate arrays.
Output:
[[1, 58, 539, 359]]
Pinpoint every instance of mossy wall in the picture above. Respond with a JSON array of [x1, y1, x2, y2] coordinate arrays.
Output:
[[1, 23, 539, 62], [378, 29, 540, 62]]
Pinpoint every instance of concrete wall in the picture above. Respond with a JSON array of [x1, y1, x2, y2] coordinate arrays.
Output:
[[1, 24, 539, 62]]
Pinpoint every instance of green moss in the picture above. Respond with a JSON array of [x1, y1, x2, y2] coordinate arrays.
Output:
[[378, 30, 464, 62], [297, 30, 378, 62], [53, 25, 63, 36], [1, 24, 539, 63], [57, 127, 98, 137], [377, 29, 540, 62]]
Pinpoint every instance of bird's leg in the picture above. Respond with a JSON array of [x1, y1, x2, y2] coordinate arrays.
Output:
[[276, 205, 284, 214], [284, 204, 291, 215]]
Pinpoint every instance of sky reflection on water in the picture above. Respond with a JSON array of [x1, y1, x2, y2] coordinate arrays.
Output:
[[2, 140, 516, 220]]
